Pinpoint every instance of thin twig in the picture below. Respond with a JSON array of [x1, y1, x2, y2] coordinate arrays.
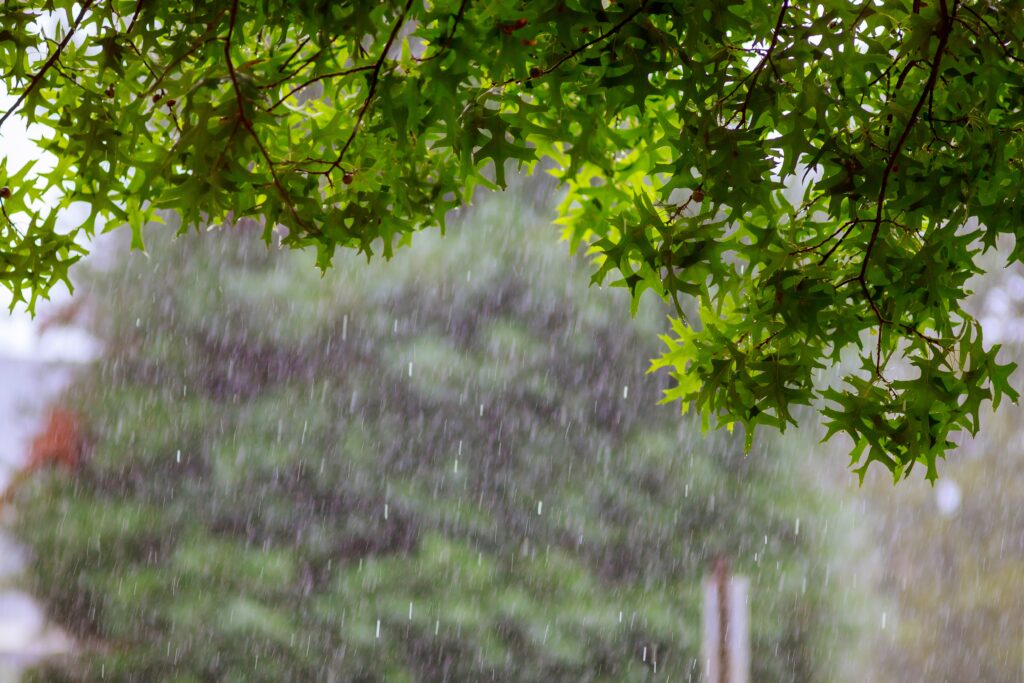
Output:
[[858, 0, 956, 376], [277, 36, 311, 73], [126, 0, 145, 33], [266, 63, 375, 111], [0, 0, 96, 132], [146, 11, 227, 97], [960, 4, 1024, 63], [756, 328, 783, 350], [736, 0, 789, 126], [261, 48, 322, 90], [225, 0, 315, 233], [532, 0, 648, 81], [717, 0, 788, 125], [489, 0, 649, 90], [325, 0, 416, 176], [416, 0, 470, 63], [0, 199, 21, 238], [792, 218, 862, 255]]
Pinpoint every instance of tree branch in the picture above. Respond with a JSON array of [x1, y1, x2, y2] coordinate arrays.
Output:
[[126, 0, 146, 34], [0, 0, 95, 132], [736, 0, 789, 126], [488, 0, 649, 91], [530, 0, 648, 81], [266, 63, 375, 112], [261, 47, 321, 91], [225, 0, 314, 234], [325, 0, 415, 177], [859, 0, 956, 375], [146, 11, 226, 97], [792, 218, 863, 257], [960, 4, 1024, 63], [277, 36, 311, 74], [415, 0, 470, 64], [718, 0, 789, 126]]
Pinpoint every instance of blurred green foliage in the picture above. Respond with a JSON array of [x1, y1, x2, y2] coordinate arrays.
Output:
[[15, 191, 854, 681]]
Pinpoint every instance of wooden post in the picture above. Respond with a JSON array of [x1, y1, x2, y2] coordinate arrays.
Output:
[[715, 556, 729, 683], [701, 556, 749, 683]]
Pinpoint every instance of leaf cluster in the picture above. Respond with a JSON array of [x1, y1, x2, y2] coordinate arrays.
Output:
[[2, 0, 1023, 475]]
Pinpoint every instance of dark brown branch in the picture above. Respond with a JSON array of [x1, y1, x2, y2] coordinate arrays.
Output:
[[859, 0, 956, 375], [960, 4, 1024, 63], [529, 0, 648, 81], [261, 48, 322, 91], [792, 218, 863, 256], [208, 117, 243, 183], [266, 63, 375, 111], [816, 222, 859, 265], [736, 0, 789, 126], [716, 1, 788, 125], [124, 41, 185, 134], [225, 0, 315, 234], [277, 36, 311, 73], [0, 0, 95, 132], [126, 0, 145, 34], [756, 327, 783, 350], [882, 59, 923, 138], [0, 198, 20, 238], [900, 322, 947, 348], [488, 0, 649, 91], [146, 12, 226, 97], [325, 0, 416, 177], [865, 53, 908, 90], [416, 0, 470, 64]]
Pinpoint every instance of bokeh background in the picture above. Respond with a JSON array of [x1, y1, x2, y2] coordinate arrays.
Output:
[[2, 182, 1023, 681]]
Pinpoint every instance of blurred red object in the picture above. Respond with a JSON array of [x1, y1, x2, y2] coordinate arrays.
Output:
[[27, 408, 84, 471], [1, 408, 85, 505]]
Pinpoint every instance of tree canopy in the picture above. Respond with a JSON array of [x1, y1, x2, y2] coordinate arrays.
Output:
[[1, 0, 1022, 479]]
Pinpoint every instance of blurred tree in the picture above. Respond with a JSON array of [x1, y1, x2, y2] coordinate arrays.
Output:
[[1, 0, 1022, 473], [14, 190, 859, 681]]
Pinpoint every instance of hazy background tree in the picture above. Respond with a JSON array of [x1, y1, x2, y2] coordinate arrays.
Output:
[[11, 188, 867, 682]]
